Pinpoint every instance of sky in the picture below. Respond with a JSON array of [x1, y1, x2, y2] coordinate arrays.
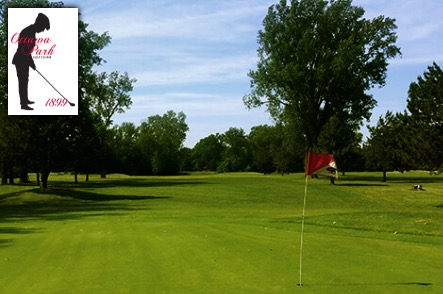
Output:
[[70, 0, 443, 147]]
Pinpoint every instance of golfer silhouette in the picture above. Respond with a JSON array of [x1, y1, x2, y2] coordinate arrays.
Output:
[[12, 13, 50, 110]]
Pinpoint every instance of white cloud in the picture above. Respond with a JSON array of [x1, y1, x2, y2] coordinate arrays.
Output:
[[85, 1, 272, 43], [128, 91, 249, 117], [132, 54, 255, 87], [390, 54, 443, 66]]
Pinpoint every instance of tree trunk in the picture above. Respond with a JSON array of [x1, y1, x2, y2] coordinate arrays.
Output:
[[1, 162, 7, 184], [100, 170, 106, 178], [382, 169, 387, 182], [8, 166, 14, 184], [41, 171, 50, 189], [74, 171, 78, 184], [36, 172, 40, 186], [86, 173, 89, 182], [1, 158, 14, 184], [20, 168, 29, 183]]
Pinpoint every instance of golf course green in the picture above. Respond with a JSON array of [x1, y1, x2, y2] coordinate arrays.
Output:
[[1, 172, 442, 293]]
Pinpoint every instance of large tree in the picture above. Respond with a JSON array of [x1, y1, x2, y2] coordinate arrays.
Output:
[[139, 111, 189, 175], [243, 0, 400, 151], [88, 71, 136, 178], [407, 62, 443, 172]]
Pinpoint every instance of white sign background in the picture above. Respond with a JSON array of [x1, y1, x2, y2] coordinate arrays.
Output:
[[8, 8, 78, 115]]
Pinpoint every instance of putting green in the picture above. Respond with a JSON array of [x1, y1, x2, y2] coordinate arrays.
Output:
[[0, 172, 442, 293]]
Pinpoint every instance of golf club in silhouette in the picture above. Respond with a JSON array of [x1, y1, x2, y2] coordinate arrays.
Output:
[[35, 69, 76, 107]]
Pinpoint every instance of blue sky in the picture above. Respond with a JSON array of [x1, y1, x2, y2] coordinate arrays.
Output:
[[72, 0, 443, 147]]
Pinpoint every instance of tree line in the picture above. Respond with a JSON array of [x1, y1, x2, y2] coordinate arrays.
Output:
[[105, 118, 363, 176], [28, 59, 441, 180], [101, 61, 443, 180]]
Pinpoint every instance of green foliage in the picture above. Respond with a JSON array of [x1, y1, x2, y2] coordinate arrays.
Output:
[[218, 128, 251, 172], [248, 125, 276, 173], [271, 122, 305, 173], [110, 123, 143, 175], [408, 62, 443, 125], [318, 115, 365, 173], [89, 71, 136, 128], [244, 0, 400, 149], [407, 62, 443, 172], [192, 134, 224, 171], [365, 111, 417, 180], [192, 124, 305, 174], [139, 111, 189, 175]]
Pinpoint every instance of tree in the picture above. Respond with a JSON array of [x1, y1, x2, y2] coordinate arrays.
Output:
[[218, 128, 251, 172], [178, 147, 194, 173], [243, 0, 400, 151], [88, 71, 136, 178], [406, 62, 443, 173], [272, 122, 305, 174], [67, 15, 111, 182], [89, 71, 136, 128], [365, 111, 414, 182], [139, 111, 189, 175], [248, 125, 276, 174], [192, 134, 224, 171], [111, 123, 143, 175]]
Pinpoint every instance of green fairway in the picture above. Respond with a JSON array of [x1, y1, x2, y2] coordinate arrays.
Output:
[[1, 172, 442, 293]]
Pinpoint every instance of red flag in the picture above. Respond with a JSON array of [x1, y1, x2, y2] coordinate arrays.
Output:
[[305, 152, 338, 178]]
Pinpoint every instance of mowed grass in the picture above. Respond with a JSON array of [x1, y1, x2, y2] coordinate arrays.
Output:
[[0, 172, 442, 293]]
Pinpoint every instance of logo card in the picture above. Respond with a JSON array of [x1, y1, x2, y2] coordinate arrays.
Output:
[[8, 8, 78, 115]]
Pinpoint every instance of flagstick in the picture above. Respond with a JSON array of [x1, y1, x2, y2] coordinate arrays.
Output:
[[299, 174, 308, 286]]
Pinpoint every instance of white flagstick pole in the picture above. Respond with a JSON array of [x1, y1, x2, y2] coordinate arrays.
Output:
[[299, 174, 309, 286]]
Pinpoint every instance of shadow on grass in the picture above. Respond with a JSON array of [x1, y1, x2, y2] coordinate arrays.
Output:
[[0, 238, 14, 248], [341, 173, 443, 185], [0, 227, 41, 235], [0, 227, 42, 248], [337, 183, 388, 187], [0, 183, 172, 248], [0, 188, 170, 220], [0, 188, 35, 201], [303, 282, 432, 286], [38, 188, 170, 202], [49, 178, 208, 190]]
